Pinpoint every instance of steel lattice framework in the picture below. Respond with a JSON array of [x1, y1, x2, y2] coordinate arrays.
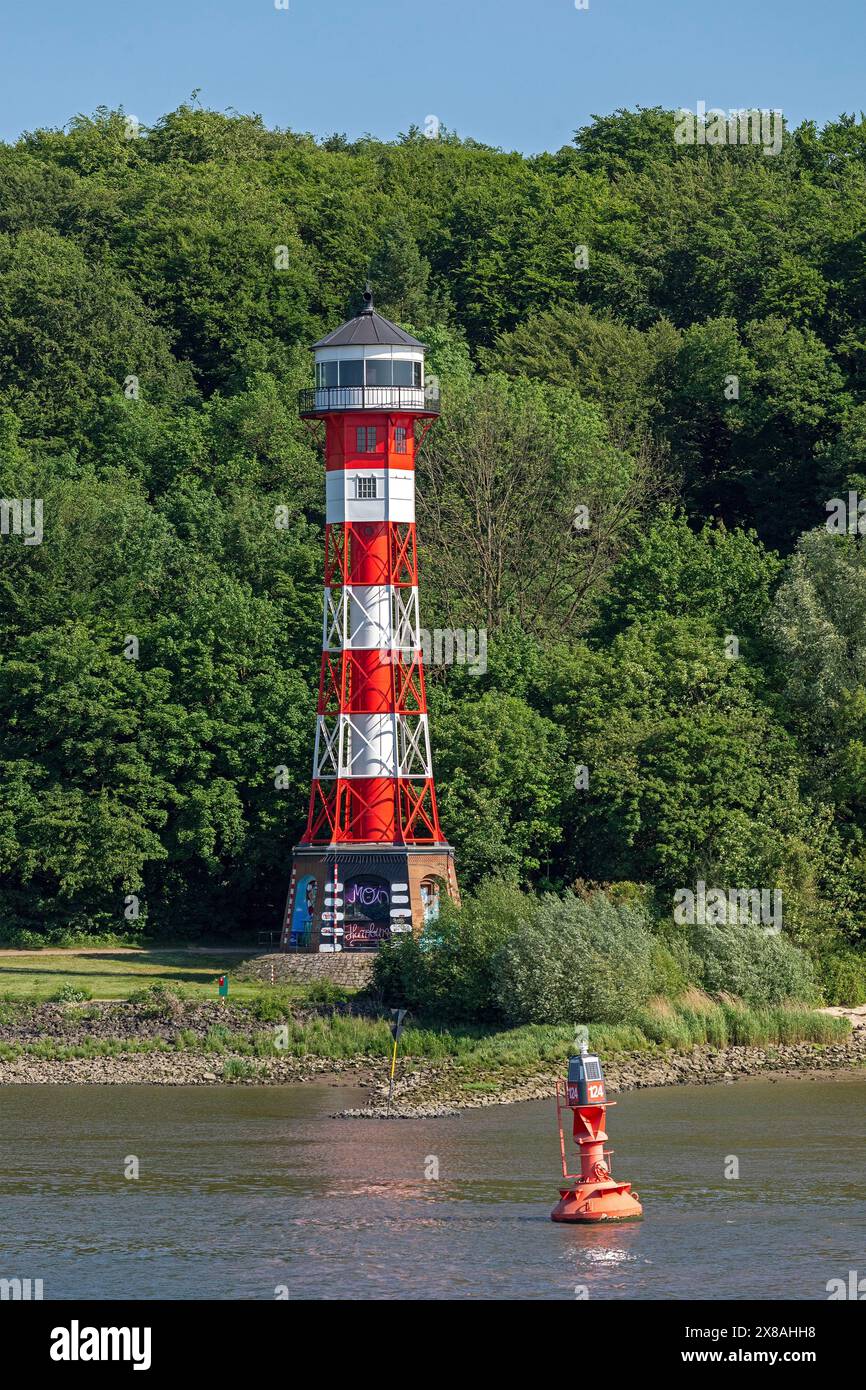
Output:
[[301, 417, 446, 847]]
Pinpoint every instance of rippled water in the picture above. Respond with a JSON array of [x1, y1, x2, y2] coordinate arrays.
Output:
[[1, 1074, 864, 1299]]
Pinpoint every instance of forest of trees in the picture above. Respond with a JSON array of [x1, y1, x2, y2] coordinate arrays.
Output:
[[2, 101, 866, 998]]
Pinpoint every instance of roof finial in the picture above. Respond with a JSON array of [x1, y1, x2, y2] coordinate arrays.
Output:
[[362, 281, 374, 313]]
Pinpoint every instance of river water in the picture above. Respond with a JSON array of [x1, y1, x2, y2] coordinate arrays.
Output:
[[1, 1074, 864, 1300]]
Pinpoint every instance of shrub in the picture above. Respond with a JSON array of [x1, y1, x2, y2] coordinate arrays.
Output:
[[426, 878, 535, 1019], [492, 890, 657, 1025], [373, 877, 533, 1020], [126, 981, 187, 1017], [127, 981, 186, 1005], [222, 1057, 258, 1081], [649, 941, 690, 997], [371, 933, 433, 1012], [0, 928, 135, 949], [52, 983, 92, 1003], [818, 950, 866, 1007], [243, 990, 296, 1022], [652, 923, 702, 990], [689, 924, 817, 1005], [305, 979, 351, 1007]]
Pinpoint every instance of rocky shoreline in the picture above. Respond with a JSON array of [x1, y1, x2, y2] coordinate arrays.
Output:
[[336, 1025, 866, 1116], [0, 1000, 863, 1110]]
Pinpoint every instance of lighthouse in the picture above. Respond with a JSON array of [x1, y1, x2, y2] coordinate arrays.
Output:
[[280, 291, 459, 953]]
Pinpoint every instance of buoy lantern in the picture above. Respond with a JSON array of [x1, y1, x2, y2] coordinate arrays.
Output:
[[551, 1047, 643, 1223]]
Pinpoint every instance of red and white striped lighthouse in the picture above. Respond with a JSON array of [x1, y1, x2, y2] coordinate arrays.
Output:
[[281, 290, 459, 953]]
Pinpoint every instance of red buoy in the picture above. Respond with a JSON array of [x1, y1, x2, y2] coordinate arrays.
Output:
[[551, 1047, 643, 1223]]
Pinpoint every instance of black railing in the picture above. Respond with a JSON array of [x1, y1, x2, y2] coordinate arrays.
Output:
[[299, 385, 440, 416]]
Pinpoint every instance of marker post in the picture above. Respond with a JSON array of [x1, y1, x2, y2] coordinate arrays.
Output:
[[387, 1009, 407, 1114]]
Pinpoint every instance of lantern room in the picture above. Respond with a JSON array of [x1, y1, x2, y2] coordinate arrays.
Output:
[[298, 289, 439, 417]]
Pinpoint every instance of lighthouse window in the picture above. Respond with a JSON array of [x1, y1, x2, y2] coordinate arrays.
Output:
[[366, 359, 393, 386], [317, 361, 338, 388], [356, 426, 377, 453], [394, 427, 408, 454], [356, 476, 378, 500], [413, 361, 423, 389], [392, 361, 414, 387], [338, 360, 364, 388]]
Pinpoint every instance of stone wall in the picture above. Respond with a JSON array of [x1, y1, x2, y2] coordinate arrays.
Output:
[[240, 952, 376, 989]]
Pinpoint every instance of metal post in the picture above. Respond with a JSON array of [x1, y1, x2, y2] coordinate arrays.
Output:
[[387, 1008, 407, 1115], [387, 1038, 398, 1115]]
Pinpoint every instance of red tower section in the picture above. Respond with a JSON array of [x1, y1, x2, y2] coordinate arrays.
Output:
[[304, 414, 442, 847]]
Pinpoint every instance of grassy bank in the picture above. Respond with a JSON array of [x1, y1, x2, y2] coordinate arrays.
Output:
[[248, 993, 848, 1062], [0, 950, 301, 1002], [0, 990, 848, 1067]]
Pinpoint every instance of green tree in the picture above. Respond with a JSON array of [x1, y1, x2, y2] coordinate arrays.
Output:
[[434, 693, 569, 886], [598, 507, 782, 640]]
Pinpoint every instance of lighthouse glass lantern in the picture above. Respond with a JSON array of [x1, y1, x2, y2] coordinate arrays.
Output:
[[281, 291, 459, 953]]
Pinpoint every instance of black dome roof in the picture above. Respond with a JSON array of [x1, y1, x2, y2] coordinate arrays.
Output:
[[312, 290, 426, 350]]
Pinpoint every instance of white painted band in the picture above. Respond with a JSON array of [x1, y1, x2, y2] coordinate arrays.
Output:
[[326, 468, 415, 524]]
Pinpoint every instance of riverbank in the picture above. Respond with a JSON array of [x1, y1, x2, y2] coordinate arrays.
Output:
[[1, 1033, 863, 1107], [339, 1012, 866, 1115], [0, 998, 863, 1108]]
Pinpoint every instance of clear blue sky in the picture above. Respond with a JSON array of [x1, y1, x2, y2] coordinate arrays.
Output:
[[1, 0, 863, 152]]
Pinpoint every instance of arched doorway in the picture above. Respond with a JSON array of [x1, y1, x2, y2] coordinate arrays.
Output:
[[420, 876, 444, 926]]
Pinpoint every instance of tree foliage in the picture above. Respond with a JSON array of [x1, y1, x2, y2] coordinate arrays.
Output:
[[2, 103, 866, 982]]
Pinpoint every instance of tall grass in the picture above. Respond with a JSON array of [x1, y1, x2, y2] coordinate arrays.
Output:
[[245, 993, 848, 1063], [0, 992, 848, 1068], [635, 990, 847, 1051]]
